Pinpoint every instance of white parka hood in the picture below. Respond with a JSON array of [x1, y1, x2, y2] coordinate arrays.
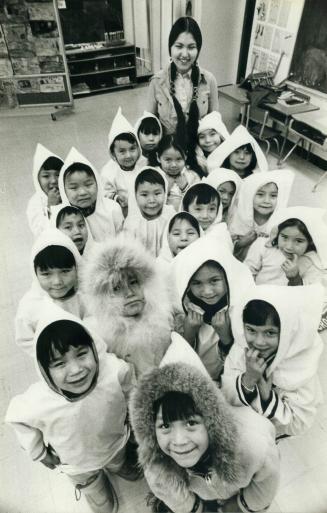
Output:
[[230, 284, 324, 389], [197, 111, 230, 140], [207, 125, 268, 174], [108, 106, 141, 158], [267, 206, 327, 268], [33, 306, 100, 401], [172, 235, 254, 312], [32, 143, 64, 199], [31, 227, 81, 284], [229, 169, 294, 236], [134, 110, 163, 140], [203, 168, 243, 222]]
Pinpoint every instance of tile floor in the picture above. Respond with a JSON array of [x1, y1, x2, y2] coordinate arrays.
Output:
[[1, 85, 327, 513]]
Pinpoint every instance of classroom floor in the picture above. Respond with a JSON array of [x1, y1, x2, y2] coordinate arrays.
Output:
[[1, 85, 327, 513]]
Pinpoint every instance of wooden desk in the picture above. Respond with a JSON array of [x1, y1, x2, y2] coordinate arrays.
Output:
[[288, 110, 327, 190], [218, 84, 250, 125], [259, 101, 320, 165]]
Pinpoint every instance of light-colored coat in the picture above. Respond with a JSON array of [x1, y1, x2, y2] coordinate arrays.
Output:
[[129, 334, 280, 513], [147, 65, 219, 135], [222, 284, 324, 436], [7, 309, 133, 476]]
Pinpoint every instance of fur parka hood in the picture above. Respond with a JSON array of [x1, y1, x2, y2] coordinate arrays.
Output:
[[130, 333, 243, 485], [81, 235, 173, 375]]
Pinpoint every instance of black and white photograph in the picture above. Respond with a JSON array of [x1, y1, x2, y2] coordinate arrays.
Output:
[[1, 1, 327, 513]]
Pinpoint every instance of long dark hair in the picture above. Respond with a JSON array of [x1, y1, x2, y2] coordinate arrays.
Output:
[[168, 17, 204, 177]]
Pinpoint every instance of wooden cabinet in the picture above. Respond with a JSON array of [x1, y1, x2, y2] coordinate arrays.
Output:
[[65, 42, 136, 97]]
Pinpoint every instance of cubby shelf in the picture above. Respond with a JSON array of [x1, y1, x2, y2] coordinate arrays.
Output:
[[65, 42, 137, 97]]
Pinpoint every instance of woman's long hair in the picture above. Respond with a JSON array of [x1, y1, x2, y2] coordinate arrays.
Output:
[[168, 17, 205, 177]]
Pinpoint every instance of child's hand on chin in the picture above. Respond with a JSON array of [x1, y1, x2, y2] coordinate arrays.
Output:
[[211, 309, 233, 346], [175, 173, 188, 191], [281, 253, 300, 279], [47, 188, 61, 207], [117, 193, 128, 208], [40, 448, 60, 469], [186, 301, 204, 329], [243, 347, 267, 389]]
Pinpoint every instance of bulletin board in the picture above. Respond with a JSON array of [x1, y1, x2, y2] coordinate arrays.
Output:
[[245, 0, 305, 85], [0, 0, 73, 109], [289, 0, 327, 95]]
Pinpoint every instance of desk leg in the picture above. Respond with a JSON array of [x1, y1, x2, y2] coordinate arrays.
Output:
[[278, 117, 291, 166]]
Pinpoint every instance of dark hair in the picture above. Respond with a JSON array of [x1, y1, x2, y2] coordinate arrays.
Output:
[[222, 143, 257, 177], [153, 391, 200, 424], [110, 132, 139, 154], [272, 218, 316, 252], [37, 320, 93, 376], [168, 17, 202, 55], [64, 162, 95, 181], [135, 168, 166, 192], [56, 206, 85, 228], [41, 156, 63, 172], [168, 211, 200, 235], [34, 245, 76, 272], [182, 183, 220, 211], [138, 117, 161, 136], [157, 134, 186, 159], [243, 300, 280, 329], [168, 17, 203, 176]]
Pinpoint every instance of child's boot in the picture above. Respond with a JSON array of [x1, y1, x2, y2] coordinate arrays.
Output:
[[75, 471, 118, 513]]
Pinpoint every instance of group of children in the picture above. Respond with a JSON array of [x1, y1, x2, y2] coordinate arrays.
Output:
[[6, 102, 327, 513]]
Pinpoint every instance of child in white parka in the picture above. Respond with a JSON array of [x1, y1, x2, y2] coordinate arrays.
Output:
[[26, 143, 64, 237], [7, 308, 136, 513], [222, 284, 324, 437], [59, 147, 123, 242]]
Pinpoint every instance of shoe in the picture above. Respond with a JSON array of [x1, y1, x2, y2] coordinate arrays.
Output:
[[77, 471, 118, 513]]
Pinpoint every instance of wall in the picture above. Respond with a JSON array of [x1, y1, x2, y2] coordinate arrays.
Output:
[[197, 0, 246, 86]]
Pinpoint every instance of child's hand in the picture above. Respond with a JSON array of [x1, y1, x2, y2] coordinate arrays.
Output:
[[281, 253, 300, 279], [40, 448, 60, 469], [236, 230, 257, 248], [257, 374, 273, 402], [175, 173, 188, 192], [117, 193, 128, 208], [186, 302, 204, 329], [47, 187, 61, 207], [243, 347, 267, 388], [211, 308, 233, 346]]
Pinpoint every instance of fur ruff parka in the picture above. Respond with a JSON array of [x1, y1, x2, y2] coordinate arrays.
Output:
[[81, 235, 173, 377], [130, 336, 280, 513]]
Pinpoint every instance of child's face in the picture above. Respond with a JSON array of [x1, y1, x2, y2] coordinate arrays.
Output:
[[159, 147, 185, 177], [38, 167, 60, 195], [58, 213, 88, 253], [189, 263, 227, 305], [155, 406, 209, 468], [138, 130, 161, 152], [113, 139, 139, 170], [48, 344, 96, 394], [65, 171, 97, 209], [187, 198, 218, 231], [113, 272, 145, 317], [253, 182, 278, 217], [136, 181, 165, 220], [229, 146, 252, 174], [198, 129, 221, 154], [217, 181, 236, 210], [36, 266, 77, 299], [278, 226, 309, 258], [168, 218, 199, 256], [243, 318, 280, 360]]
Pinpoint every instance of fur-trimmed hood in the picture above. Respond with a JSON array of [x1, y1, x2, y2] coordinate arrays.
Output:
[[81, 235, 173, 375], [129, 333, 240, 484]]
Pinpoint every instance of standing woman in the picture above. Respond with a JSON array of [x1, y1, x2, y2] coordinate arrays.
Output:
[[147, 17, 219, 175]]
